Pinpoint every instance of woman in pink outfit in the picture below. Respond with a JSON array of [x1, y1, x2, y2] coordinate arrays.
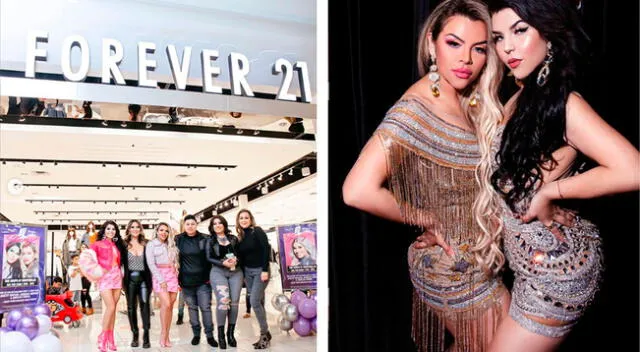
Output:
[[90, 220, 125, 352], [146, 222, 180, 347]]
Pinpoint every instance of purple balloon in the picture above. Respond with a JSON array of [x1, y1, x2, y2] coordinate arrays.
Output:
[[6, 309, 23, 330], [311, 317, 317, 332], [297, 298, 317, 319], [21, 306, 34, 316], [290, 290, 307, 307], [293, 316, 311, 337], [33, 303, 51, 317], [16, 316, 39, 340], [0, 327, 9, 334]]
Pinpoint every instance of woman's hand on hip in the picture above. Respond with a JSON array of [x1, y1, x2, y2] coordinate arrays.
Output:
[[412, 228, 455, 258], [521, 183, 576, 227]]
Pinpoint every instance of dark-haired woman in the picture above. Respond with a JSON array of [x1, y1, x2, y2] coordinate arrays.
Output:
[[121, 220, 153, 348], [206, 215, 243, 349], [91, 221, 125, 352], [478, 1, 640, 350]]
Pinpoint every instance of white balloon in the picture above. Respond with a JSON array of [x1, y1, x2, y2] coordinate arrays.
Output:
[[34, 315, 52, 336], [0, 331, 33, 352], [31, 332, 62, 352]]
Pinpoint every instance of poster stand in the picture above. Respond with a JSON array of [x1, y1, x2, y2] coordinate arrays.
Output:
[[0, 221, 47, 313]]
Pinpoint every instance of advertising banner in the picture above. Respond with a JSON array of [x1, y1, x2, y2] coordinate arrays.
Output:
[[0, 222, 46, 312], [277, 222, 316, 291]]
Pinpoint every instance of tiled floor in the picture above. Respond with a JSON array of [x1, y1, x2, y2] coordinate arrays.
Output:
[[55, 276, 316, 352]]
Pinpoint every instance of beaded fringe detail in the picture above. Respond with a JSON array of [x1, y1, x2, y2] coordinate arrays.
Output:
[[379, 134, 478, 244], [411, 287, 506, 352]]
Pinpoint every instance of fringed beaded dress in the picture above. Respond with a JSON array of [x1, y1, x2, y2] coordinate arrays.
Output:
[[374, 95, 507, 352]]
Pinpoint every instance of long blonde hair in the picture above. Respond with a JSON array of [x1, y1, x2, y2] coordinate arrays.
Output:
[[417, 0, 505, 274], [155, 222, 179, 269]]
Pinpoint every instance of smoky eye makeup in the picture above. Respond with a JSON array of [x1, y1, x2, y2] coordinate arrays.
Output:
[[445, 39, 462, 48]]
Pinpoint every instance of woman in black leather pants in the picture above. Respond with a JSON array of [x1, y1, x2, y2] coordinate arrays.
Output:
[[121, 219, 153, 348]]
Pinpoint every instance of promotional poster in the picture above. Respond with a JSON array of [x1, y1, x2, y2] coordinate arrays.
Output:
[[277, 222, 317, 291], [0, 222, 46, 312]]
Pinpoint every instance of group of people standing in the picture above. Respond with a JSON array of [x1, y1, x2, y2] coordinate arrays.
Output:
[[343, 0, 639, 351], [88, 208, 273, 351]]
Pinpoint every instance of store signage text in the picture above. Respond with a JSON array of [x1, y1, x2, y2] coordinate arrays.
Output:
[[24, 31, 311, 103]]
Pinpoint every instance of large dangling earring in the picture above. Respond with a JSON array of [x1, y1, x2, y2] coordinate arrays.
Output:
[[428, 56, 440, 97], [537, 42, 553, 87], [469, 92, 481, 107]]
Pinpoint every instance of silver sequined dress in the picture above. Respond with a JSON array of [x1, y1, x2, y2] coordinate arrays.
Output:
[[494, 125, 604, 337]]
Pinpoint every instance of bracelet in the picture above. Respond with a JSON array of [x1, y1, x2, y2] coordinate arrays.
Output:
[[556, 179, 564, 199]]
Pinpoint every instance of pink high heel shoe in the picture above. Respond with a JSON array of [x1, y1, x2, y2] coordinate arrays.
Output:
[[106, 330, 117, 351], [98, 331, 107, 352], [159, 333, 172, 348], [163, 338, 172, 348]]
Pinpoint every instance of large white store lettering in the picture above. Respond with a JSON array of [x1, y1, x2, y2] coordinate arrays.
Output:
[[24, 31, 311, 103]]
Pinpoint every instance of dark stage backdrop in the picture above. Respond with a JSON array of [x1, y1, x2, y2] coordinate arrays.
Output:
[[328, 1, 639, 351]]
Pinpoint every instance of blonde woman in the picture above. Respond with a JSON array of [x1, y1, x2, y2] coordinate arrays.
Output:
[[235, 209, 272, 349], [342, 0, 508, 350], [146, 222, 180, 348]]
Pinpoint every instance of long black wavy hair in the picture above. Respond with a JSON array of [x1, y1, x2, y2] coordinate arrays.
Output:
[[488, 0, 590, 210], [97, 220, 125, 251]]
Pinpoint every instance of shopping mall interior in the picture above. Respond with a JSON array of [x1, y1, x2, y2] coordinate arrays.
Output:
[[0, 1, 318, 351]]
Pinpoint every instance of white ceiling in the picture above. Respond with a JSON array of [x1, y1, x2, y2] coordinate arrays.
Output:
[[0, 122, 316, 229], [198, 174, 317, 232]]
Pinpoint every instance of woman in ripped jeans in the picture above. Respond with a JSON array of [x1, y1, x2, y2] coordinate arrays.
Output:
[[205, 215, 242, 349]]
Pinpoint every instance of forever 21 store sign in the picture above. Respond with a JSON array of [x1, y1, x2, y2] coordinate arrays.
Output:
[[24, 31, 312, 103]]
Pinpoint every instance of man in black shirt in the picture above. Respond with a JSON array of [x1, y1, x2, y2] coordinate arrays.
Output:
[[175, 215, 217, 347]]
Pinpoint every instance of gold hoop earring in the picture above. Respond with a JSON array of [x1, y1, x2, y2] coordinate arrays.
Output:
[[537, 42, 553, 87], [428, 57, 440, 97]]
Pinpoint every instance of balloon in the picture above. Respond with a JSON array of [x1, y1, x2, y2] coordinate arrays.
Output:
[[290, 290, 307, 307], [282, 303, 299, 322], [310, 292, 317, 301], [278, 314, 293, 331], [271, 294, 290, 311], [0, 331, 33, 352], [311, 317, 317, 332], [22, 306, 34, 316], [6, 309, 23, 330], [16, 316, 40, 340], [33, 304, 51, 317], [34, 315, 52, 336], [297, 298, 317, 319], [293, 316, 311, 337], [31, 332, 63, 352]]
